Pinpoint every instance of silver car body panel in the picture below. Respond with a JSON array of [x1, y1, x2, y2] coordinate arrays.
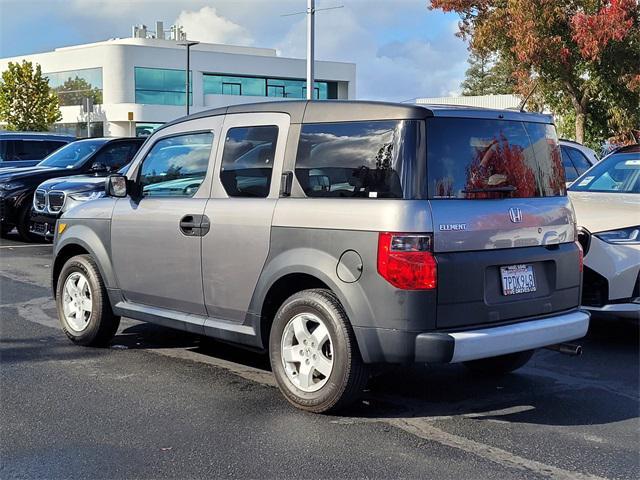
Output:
[[430, 197, 575, 252]]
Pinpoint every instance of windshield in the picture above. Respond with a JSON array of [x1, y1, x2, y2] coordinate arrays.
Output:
[[569, 152, 640, 193], [38, 140, 106, 169], [427, 118, 565, 199]]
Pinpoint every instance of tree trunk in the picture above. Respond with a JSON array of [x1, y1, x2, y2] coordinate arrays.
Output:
[[575, 110, 585, 144]]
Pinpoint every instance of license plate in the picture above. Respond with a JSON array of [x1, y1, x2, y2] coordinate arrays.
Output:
[[32, 222, 46, 234], [500, 264, 536, 295]]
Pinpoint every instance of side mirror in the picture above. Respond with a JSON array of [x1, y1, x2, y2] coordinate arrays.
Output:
[[105, 174, 128, 198], [90, 161, 109, 172]]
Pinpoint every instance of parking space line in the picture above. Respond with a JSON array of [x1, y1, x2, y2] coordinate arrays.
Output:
[[388, 417, 607, 480]]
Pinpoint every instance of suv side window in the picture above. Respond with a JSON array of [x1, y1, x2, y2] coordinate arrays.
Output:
[[561, 146, 579, 182], [6, 139, 64, 161], [566, 147, 592, 175], [92, 142, 139, 171], [138, 132, 213, 197], [220, 125, 278, 198], [295, 121, 417, 198]]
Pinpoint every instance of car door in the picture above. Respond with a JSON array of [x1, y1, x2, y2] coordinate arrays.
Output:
[[202, 112, 290, 322], [110, 117, 223, 316]]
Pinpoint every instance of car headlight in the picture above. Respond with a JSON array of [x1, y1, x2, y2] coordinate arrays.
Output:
[[68, 191, 105, 202], [0, 181, 25, 191], [595, 226, 640, 245]]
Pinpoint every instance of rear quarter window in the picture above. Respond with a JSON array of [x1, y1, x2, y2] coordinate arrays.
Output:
[[427, 118, 565, 199], [294, 120, 422, 199]]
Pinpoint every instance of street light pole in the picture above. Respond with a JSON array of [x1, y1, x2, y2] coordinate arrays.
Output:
[[282, 1, 342, 101], [306, 0, 315, 100], [178, 40, 199, 115]]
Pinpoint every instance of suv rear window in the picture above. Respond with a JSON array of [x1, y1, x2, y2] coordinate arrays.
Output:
[[295, 120, 422, 199], [427, 118, 565, 199]]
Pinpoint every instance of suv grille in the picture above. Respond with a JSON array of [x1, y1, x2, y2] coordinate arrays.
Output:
[[48, 191, 65, 212], [34, 190, 47, 211]]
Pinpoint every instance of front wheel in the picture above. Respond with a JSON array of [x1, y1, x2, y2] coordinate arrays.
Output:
[[55, 254, 120, 347], [269, 289, 369, 413], [463, 350, 534, 376], [16, 202, 37, 242]]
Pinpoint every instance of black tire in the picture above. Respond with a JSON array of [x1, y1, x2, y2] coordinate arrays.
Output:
[[16, 202, 37, 242], [55, 254, 120, 347], [463, 350, 534, 376], [0, 224, 13, 238], [269, 289, 369, 413]]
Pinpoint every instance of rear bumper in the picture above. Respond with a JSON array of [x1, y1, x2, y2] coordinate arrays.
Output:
[[415, 310, 590, 363], [585, 302, 640, 321], [353, 310, 590, 364]]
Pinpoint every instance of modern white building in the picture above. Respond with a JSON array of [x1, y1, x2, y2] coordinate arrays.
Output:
[[0, 23, 356, 137]]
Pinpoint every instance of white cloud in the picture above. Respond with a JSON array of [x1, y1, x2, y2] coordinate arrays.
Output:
[[275, 7, 467, 101], [174, 6, 253, 45]]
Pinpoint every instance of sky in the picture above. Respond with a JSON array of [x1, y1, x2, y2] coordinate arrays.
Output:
[[0, 0, 470, 102]]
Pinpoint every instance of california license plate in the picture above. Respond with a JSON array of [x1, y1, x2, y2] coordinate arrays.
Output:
[[500, 264, 536, 295]]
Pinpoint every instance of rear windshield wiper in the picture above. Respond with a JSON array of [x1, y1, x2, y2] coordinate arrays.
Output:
[[461, 185, 517, 194]]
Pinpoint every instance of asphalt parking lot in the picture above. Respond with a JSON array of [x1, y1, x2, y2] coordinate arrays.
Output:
[[1, 233, 638, 480]]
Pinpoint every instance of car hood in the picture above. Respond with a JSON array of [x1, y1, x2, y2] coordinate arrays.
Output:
[[37, 174, 107, 194], [569, 191, 640, 233], [0, 165, 64, 181]]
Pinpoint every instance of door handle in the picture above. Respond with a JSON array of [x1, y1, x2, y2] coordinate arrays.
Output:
[[179, 214, 210, 236], [180, 215, 199, 236]]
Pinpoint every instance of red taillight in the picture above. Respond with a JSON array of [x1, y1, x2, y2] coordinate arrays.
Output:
[[576, 240, 583, 273], [377, 232, 437, 290]]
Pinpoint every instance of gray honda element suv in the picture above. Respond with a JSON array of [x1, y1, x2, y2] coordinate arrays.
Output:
[[52, 101, 589, 412]]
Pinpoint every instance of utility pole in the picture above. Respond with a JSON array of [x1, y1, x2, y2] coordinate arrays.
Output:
[[282, 2, 343, 101], [177, 40, 199, 115], [306, 0, 315, 100]]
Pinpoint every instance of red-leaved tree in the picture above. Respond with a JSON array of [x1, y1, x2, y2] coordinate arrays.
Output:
[[430, 0, 640, 146]]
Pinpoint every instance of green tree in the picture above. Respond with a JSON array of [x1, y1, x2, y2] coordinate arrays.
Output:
[[461, 51, 516, 96], [54, 76, 103, 106], [431, 0, 640, 147], [0, 60, 61, 131]]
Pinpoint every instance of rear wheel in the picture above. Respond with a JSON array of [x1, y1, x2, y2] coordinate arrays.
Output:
[[56, 254, 120, 347], [269, 289, 369, 413], [463, 350, 534, 376]]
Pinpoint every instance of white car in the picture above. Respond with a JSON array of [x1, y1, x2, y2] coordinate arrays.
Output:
[[568, 144, 640, 321]]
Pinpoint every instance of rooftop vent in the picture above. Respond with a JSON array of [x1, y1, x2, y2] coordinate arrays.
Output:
[[131, 21, 186, 42]]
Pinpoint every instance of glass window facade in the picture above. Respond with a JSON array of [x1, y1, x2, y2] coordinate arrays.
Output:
[[135, 123, 164, 137], [46, 68, 103, 106], [50, 122, 104, 138], [135, 67, 192, 106], [203, 74, 336, 100]]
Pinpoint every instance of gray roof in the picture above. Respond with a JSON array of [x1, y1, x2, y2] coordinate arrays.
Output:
[[159, 100, 553, 132]]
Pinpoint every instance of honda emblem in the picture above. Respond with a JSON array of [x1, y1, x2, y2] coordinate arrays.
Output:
[[509, 207, 523, 223]]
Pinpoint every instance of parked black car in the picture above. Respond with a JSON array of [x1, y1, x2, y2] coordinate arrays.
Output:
[[0, 131, 75, 168], [30, 163, 131, 240], [0, 137, 144, 240]]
